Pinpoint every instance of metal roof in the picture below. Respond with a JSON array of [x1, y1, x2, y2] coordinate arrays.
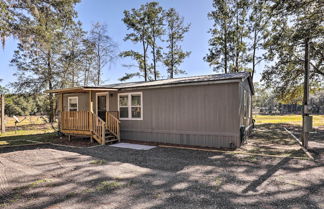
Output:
[[101, 72, 251, 89], [46, 72, 254, 94]]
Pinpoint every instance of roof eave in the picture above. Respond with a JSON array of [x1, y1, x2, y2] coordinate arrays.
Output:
[[117, 78, 242, 91], [45, 87, 118, 94]]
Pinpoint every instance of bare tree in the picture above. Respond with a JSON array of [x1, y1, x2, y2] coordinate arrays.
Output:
[[88, 22, 117, 85]]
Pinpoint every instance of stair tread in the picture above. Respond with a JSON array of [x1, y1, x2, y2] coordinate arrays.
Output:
[[105, 139, 118, 144]]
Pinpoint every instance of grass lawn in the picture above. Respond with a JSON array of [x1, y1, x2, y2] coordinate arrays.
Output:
[[4, 115, 48, 127], [253, 114, 324, 128], [0, 116, 58, 146]]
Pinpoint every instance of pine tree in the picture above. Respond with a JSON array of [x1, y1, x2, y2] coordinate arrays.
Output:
[[262, 0, 324, 102], [9, 0, 80, 122], [164, 8, 191, 78], [121, 4, 152, 81], [146, 2, 164, 80], [205, 0, 250, 73], [248, 0, 270, 81], [205, 0, 233, 73]]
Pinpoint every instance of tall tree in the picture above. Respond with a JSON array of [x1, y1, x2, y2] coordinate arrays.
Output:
[[9, 0, 80, 122], [121, 4, 151, 81], [81, 38, 96, 86], [231, 0, 250, 72], [204, 0, 233, 73], [88, 22, 117, 85], [59, 21, 86, 88], [262, 0, 324, 102], [248, 0, 270, 81], [0, 0, 12, 48], [205, 0, 250, 73], [146, 2, 164, 80], [164, 8, 191, 78]]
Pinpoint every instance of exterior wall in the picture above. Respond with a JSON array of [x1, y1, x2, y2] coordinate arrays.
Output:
[[62, 93, 89, 111], [119, 83, 241, 148], [59, 91, 116, 113]]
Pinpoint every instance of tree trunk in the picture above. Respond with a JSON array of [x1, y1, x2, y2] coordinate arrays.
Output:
[[224, 23, 228, 74], [252, 29, 257, 81], [47, 50, 54, 123], [152, 24, 157, 81], [142, 36, 147, 82], [170, 33, 174, 78]]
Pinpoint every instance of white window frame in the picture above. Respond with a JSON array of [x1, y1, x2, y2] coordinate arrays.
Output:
[[68, 97, 78, 112], [118, 92, 143, 120]]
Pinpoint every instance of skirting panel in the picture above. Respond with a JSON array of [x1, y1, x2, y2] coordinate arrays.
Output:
[[121, 130, 240, 148]]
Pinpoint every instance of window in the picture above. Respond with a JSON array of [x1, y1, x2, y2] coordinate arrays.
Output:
[[68, 97, 78, 111], [243, 90, 248, 118], [118, 92, 143, 120]]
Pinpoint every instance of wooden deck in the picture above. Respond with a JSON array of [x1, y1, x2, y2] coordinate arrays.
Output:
[[60, 111, 120, 145]]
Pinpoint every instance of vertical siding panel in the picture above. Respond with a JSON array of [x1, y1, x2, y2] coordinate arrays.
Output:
[[119, 82, 241, 148]]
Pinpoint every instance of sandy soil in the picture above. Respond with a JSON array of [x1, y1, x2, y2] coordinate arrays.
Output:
[[0, 124, 323, 209]]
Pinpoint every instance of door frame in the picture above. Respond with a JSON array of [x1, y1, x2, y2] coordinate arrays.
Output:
[[95, 92, 109, 118]]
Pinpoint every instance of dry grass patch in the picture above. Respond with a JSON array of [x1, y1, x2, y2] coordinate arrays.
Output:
[[254, 114, 324, 127]]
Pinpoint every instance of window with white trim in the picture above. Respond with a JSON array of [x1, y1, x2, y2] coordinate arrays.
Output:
[[68, 97, 78, 111], [118, 92, 143, 120]]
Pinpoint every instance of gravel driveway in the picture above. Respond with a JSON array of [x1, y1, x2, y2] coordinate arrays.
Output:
[[0, 126, 323, 209]]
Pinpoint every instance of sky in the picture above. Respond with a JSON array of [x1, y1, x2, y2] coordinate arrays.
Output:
[[0, 0, 263, 89]]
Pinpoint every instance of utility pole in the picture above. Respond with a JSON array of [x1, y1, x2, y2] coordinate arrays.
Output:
[[302, 38, 311, 149]]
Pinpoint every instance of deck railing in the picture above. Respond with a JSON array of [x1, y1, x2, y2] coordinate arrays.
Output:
[[106, 111, 120, 140], [61, 111, 106, 144], [61, 111, 90, 131]]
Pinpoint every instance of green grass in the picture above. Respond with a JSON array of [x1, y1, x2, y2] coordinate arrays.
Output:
[[89, 159, 107, 165], [95, 181, 123, 192], [254, 114, 324, 127], [0, 116, 57, 146]]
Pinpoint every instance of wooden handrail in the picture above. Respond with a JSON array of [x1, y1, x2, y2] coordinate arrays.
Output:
[[91, 112, 106, 145], [107, 111, 119, 119], [106, 111, 120, 141]]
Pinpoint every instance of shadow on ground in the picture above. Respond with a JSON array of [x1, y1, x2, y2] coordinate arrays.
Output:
[[0, 124, 323, 209]]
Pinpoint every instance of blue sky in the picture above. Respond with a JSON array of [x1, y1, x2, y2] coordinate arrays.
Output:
[[0, 0, 262, 89]]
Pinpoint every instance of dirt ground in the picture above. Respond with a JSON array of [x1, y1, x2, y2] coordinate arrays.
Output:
[[0, 124, 323, 209]]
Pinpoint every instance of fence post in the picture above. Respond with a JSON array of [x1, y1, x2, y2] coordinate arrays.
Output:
[[0, 95, 5, 133]]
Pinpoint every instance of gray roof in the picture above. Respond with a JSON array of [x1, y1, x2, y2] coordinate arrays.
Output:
[[101, 72, 251, 89]]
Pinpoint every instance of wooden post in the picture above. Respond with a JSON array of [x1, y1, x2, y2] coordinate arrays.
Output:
[[89, 91, 93, 143], [0, 95, 5, 133], [302, 38, 310, 149], [59, 93, 64, 131], [102, 123, 105, 145]]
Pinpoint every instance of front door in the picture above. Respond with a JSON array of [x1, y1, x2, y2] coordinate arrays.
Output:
[[96, 93, 108, 121]]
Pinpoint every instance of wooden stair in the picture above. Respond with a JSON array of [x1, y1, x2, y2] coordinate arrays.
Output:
[[105, 130, 119, 144], [60, 111, 120, 145]]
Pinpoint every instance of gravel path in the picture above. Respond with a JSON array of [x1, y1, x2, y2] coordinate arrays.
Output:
[[0, 126, 323, 209]]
